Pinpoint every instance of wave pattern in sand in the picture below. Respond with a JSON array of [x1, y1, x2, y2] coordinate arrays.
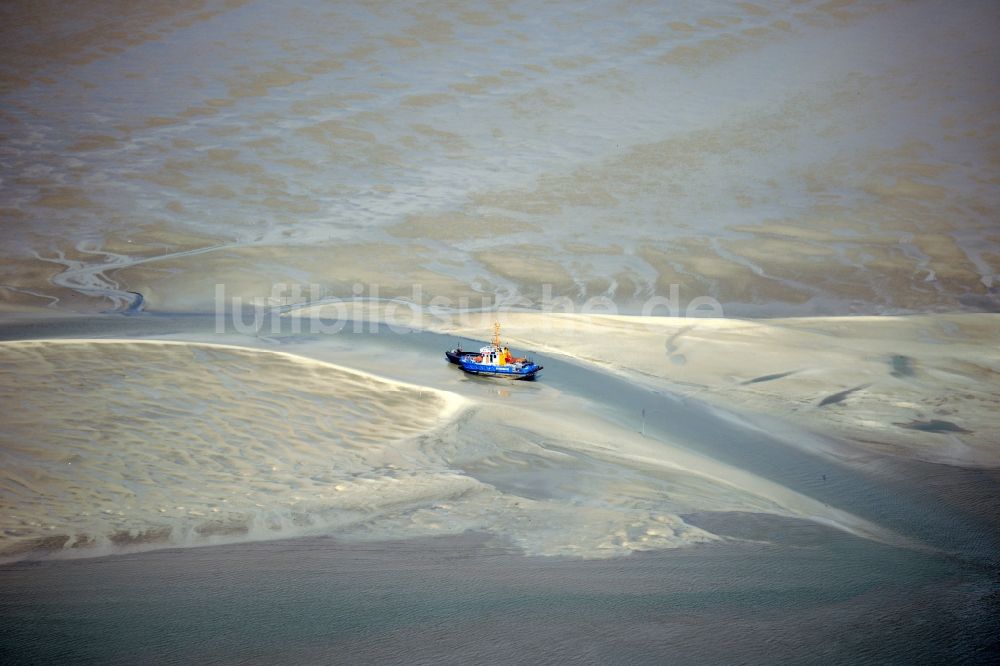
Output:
[[0, 339, 467, 558], [1, 337, 892, 561]]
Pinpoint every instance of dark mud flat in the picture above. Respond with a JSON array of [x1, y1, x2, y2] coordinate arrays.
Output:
[[1, 519, 998, 665]]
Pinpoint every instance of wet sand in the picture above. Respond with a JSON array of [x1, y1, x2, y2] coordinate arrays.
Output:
[[405, 311, 1000, 468], [2, 0, 999, 661], [0, 338, 464, 559], [3, 0, 999, 315], [0, 321, 887, 561], [2, 313, 998, 560], [0, 313, 998, 662]]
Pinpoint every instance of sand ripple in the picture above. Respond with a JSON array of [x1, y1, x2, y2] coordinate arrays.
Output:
[[0, 336, 887, 561], [0, 339, 465, 559]]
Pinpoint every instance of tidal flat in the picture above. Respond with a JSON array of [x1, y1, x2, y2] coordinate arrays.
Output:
[[2, 0, 999, 662]]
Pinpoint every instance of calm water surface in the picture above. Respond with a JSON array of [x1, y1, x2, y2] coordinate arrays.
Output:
[[1, 522, 997, 665]]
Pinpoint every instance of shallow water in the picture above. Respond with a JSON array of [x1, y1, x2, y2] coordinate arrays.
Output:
[[1, 522, 996, 665]]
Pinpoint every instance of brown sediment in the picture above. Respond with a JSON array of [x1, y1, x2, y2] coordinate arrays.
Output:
[[505, 87, 573, 117], [627, 34, 662, 51], [472, 245, 577, 299], [472, 170, 617, 214], [448, 66, 997, 311], [727, 222, 854, 243], [0, 257, 95, 310], [290, 93, 375, 115], [194, 183, 237, 199], [295, 120, 377, 144], [410, 124, 470, 152], [551, 56, 596, 70], [911, 233, 985, 292], [0, 1, 252, 94], [227, 64, 310, 98], [455, 10, 501, 27], [716, 235, 902, 305], [32, 186, 99, 209], [0, 0, 995, 324], [0, 534, 70, 558], [581, 277, 616, 298], [108, 526, 173, 546], [194, 518, 250, 536], [981, 251, 1000, 278], [737, 3, 771, 17], [178, 105, 219, 119], [100, 222, 228, 256], [613, 272, 640, 300], [651, 0, 895, 69], [384, 35, 421, 49], [71, 534, 95, 549], [638, 241, 813, 305], [141, 161, 194, 189], [742, 27, 773, 38], [114, 242, 484, 311], [67, 134, 120, 152], [449, 75, 504, 95], [386, 212, 535, 241], [143, 116, 179, 129], [404, 15, 454, 44], [817, 0, 859, 21], [400, 93, 455, 108], [563, 242, 624, 255], [658, 34, 751, 67], [301, 57, 344, 75], [723, 236, 836, 261], [864, 176, 947, 201], [258, 197, 320, 214]]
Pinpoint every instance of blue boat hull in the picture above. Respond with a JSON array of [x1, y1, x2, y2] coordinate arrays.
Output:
[[459, 361, 543, 380], [445, 348, 475, 365]]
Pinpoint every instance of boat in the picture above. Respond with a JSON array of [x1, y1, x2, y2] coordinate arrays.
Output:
[[445, 345, 476, 365], [446, 322, 543, 380]]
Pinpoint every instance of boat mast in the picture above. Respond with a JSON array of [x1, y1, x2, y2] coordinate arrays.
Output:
[[492, 321, 501, 348]]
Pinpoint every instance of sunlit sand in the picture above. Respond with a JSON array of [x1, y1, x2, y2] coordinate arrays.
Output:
[[2, 336, 901, 561], [410, 311, 1000, 468], [0, 339, 464, 559]]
